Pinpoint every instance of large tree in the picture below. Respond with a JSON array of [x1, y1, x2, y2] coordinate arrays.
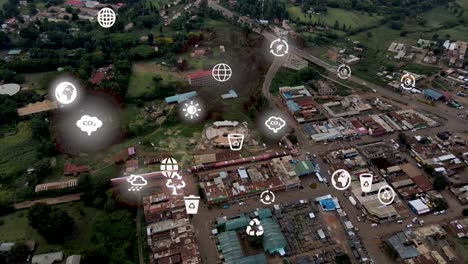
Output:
[[27, 203, 75, 243]]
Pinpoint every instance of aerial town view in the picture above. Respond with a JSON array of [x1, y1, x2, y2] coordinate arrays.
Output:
[[0, 0, 467, 263]]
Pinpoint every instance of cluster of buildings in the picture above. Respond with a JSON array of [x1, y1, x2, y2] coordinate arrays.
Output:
[[386, 224, 458, 263], [303, 96, 439, 142], [325, 140, 436, 222], [197, 153, 316, 204], [143, 193, 201, 264], [213, 198, 366, 263], [279, 86, 320, 123], [408, 133, 467, 184]]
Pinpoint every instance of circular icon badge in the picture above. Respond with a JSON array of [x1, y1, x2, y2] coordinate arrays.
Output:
[[331, 169, 351, 190], [378, 185, 395, 205], [337, 64, 352, 79], [54, 81, 77, 105], [270, 38, 289, 57], [400, 73, 415, 90], [212, 63, 232, 82], [161, 157, 179, 178], [260, 190, 275, 205], [97, 8, 116, 28]]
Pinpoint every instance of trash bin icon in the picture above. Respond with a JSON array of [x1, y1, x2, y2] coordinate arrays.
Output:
[[184, 195, 200, 214], [359, 173, 373, 193], [228, 134, 244, 151]]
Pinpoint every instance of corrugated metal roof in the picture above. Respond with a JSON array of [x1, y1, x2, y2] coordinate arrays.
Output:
[[424, 89, 443, 100]]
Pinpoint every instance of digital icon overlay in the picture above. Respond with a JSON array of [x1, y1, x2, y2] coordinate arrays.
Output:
[[182, 101, 202, 120], [55, 81, 77, 105], [161, 157, 186, 195], [359, 173, 373, 193], [378, 185, 395, 205], [337, 64, 352, 79], [212, 63, 232, 82], [270, 38, 289, 57], [331, 169, 351, 190], [228, 134, 244, 151], [400, 73, 416, 90], [76, 115, 103, 136], [246, 218, 264, 236], [97, 8, 116, 28], [265, 116, 286, 133], [184, 195, 200, 214], [260, 190, 275, 205], [127, 175, 147, 192]]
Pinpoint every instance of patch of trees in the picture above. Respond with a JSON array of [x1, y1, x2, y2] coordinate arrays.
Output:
[[433, 175, 447, 191], [224, 0, 288, 20], [0, 91, 42, 126], [27, 203, 75, 243], [81, 210, 136, 264]]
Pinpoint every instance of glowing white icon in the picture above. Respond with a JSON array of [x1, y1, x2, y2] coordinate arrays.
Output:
[[260, 190, 275, 205], [337, 64, 352, 79], [400, 73, 415, 90], [165, 173, 186, 195], [55, 82, 77, 105], [161, 157, 179, 178], [265, 116, 286, 133], [378, 185, 395, 205], [212, 63, 232, 82], [76, 115, 103, 136], [97, 7, 116, 28], [228, 134, 244, 151], [184, 195, 200, 214], [270, 38, 289, 57], [331, 169, 351, 191], [161, 157, 186, 195], [127, 175, 147, 192], [183, 101, 202, 119], [246, 218, 264, 236], [359, 173, 373, 193]]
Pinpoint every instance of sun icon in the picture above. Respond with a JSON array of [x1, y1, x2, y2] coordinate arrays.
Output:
[[183, 101, 202, 119]]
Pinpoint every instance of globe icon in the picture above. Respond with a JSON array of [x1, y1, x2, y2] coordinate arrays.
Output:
[[97, 8, 116, 28], [161, 157, 179, 178], [55, 82, 77, 105], [212, 63, 232, 82]]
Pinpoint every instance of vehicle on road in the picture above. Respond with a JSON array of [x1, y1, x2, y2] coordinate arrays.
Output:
[[407, 224, 413, 228], [457, 92, 466, 97], [397, 220, 403, 224], [349, 196, 357, 207], [239, 202, 245, 206], [419, 220, 425, 226], [412, 217, 418, 223], [223, 205, 230, 209]]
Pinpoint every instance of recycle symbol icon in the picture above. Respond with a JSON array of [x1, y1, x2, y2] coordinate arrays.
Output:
[[166, 172, 186, 195], [363, 181, 369, 187], [188, 202, 195, 209]]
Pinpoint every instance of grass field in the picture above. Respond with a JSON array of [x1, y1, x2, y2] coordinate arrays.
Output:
[[287, 6, 383, 30], [0, 122, 37, 179], [0, 202, 100, 255], [127, 62, 185, 98]]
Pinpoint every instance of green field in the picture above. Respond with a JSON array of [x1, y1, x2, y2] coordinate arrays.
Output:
[[127, 62, 185, 98], [287, 6, 383, 30], [0, 122, 37, 179], [0, 202, 100, 255]]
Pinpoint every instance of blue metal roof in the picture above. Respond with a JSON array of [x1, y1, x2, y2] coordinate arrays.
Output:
[[319, 198, 336, 211], [165, 91, 198, 104], [423, 89, 443, 100]]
